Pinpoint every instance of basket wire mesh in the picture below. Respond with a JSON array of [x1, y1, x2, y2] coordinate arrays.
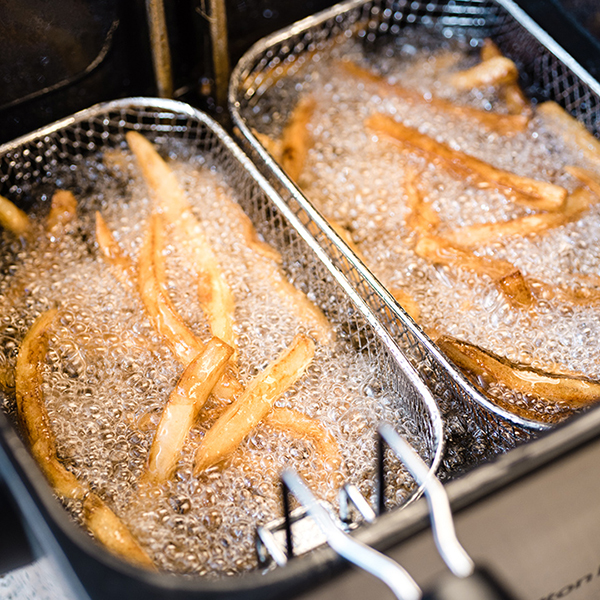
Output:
[[0, 98, 444, 570]]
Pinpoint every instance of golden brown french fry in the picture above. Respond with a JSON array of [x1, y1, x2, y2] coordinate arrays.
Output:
[[442, 187, 596, 248], [46, 190, 77, 235], [193, 334, 316, 473], [126, 131, 236, 352], [480, 39, 531, 116], [403, 168, 440, 236], [367, 113, 567, 211], [280, 96, 317, 182], [15, 309, 87, 500], [264, 407, 341, 469], [143, 337, 233, 485], [82, 492, 156, 570], [251, 128, 283, 163], [448, 56, 519, 90], [438, 335, 600, 411], [538, 101, 600, 168], [481, 38, 502, 62], [0, 194, 30, 236], [95, 212, 137, 286], [415, 234, 532, 308], [389, 287, 421, 322], [339, 60, 529, 136], [566, 165, 600, 197]]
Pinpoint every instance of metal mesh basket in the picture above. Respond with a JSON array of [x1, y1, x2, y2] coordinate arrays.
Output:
[[229, 0, 600, 467], [0, 98, 444, 571]]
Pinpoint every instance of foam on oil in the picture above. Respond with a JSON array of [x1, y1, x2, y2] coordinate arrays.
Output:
[[248, 30, 600, 422], [0, 141, 422, 576]]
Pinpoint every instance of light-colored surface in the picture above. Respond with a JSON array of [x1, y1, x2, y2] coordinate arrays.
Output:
[[0, 559, 76, 600]]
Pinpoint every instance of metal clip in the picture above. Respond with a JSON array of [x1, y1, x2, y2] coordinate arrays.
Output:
[[281, 469, 421, 600]]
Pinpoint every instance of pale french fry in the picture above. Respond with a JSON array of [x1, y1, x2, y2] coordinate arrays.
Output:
[[261, 260, 334, 345], [449, 55, 519, 90], [15, 309, 87, 500], [366, 113, 567, 211], [403, 167, 440, 236], [143, 337, 233, 485], [216, 186, 282, 263], [339, 60, 529, 136], [438, 335, 600, 411], [280, 96, 317, 182], [46, 190, 77, 235], [0, 194, 30, 236], [442, 187, 596, 248], [264, 407, 341, 469], [126, 131, 236, 352], [138, 213, 205, 365], [415, 234, 532, 308], [211, 184, 332, 344], [95, 212, 137, 286], [538, 101, 600, 168], [82, 492, 156, 570], [138, 213, 242, 400], [193, 334, 316, 473]]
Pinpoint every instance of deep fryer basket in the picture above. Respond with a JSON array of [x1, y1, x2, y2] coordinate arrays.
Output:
[[0, 97, 444, 598], [229, 0, 600, 463]]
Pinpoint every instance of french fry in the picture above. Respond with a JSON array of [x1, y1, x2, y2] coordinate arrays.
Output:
[[538, 101, 600, 168], [264, 407, 341, 469], [216, 186, 282, 263], [82, 492, 156, 570], [213, 185, 332, 344], [46, 190, 77, 235], [438, 335, 600, 410], [415, 234, 532, 308], [442, 187, 597, 248], [126, 131, 237, 353], [0, 194, 30, 236], [448, 56, 519, 90], [339, 60, 529, 136], [251, 128, 283, 162], [143, 337, 233, 485], [403, 167, 440, 236], [366, 113, 567, 211], [566, 165, 600, 197], [15, 309, 87, 500], [95, 212, 137, 286], [138, 213, 205, 365], [280, 96, 317, 182], [261, 260, 334, 345], [480, 39, 531, 116], [389, 287, 421, 322], [193, 334, 316, 473]]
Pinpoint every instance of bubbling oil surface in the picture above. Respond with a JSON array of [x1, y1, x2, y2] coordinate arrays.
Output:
[[0, 142, 422, 577], [251, 31, 600, 421]]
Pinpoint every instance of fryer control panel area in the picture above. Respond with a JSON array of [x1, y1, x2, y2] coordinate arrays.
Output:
[[295, 432, 600, 600]]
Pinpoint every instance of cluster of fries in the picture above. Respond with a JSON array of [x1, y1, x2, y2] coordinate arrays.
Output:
[[0, 132, 340, 569], [253, 37, 600, 419]]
